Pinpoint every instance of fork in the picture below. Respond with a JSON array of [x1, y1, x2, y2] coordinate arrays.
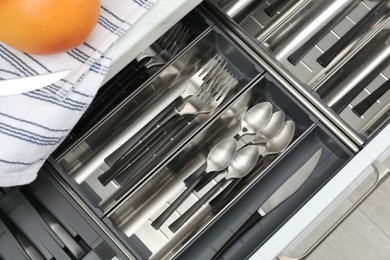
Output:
[[136, 22, 189, 69], [99, 57, 236, 187]]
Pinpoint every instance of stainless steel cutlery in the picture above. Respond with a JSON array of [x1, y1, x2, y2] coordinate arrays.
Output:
[[98, 55, 236, 187], [211, 148, 322, 259]]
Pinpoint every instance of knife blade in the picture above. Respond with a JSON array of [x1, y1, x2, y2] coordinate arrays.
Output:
[[0, 209, 46, 260], [0, 69, 71, 96], [211, 148, 322, 260]]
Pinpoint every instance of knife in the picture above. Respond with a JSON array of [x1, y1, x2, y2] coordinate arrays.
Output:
[[0, 209, 46, 260], [211, 148, 322, 260], [0, 69, 71, 96], [20, 189, 88, 260]]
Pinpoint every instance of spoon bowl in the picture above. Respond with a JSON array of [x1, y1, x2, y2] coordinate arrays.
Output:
[[227, 145, 259, 179], [237, 102, 272, 137], [254, 111, 285, 143], [258, 120, 295, 156]]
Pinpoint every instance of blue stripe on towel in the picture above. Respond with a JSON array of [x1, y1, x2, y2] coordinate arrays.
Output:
[[0, 112, 71, 132]]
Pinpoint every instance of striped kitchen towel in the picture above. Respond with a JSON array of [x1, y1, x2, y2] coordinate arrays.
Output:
[[0, 0, 159, 186]]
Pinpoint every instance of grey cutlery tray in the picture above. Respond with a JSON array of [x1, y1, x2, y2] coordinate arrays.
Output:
[[209, 0, 390, 139], [39, 4, 385, 260], [95, 73, 353, 259], [52, 9, 263, 216], [0, 167, 124, 260]]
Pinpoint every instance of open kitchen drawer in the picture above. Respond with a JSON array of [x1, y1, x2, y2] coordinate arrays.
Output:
[[41, 2, 390, 260], [0, 167, 127, 260], [208, 0, 390, 142]]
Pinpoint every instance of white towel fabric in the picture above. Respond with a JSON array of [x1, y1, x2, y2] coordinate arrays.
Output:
[[0, 0, 158, 186]]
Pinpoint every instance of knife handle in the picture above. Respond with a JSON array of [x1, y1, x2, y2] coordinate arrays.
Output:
[[211, 212, 262, 260], [103, 96, 184, 167], [352, 79, 390, 117], [316, 1, 388, 67]]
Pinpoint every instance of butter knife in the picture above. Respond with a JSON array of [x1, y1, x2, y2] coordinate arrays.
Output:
[[211, 148, 322, 260], [0, 70, 71, 96]]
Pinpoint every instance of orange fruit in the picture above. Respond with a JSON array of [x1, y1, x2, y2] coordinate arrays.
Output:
[[0, 0, 100, 55]]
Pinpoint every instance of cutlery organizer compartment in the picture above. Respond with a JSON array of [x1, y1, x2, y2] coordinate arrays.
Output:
[[97, 73, 354, 260], [0, 167, 121, 260], [178, 124, 353, 260], [51, 10, 264, 215], [208, 0, 390, 139], [53, 10, 210, 159]]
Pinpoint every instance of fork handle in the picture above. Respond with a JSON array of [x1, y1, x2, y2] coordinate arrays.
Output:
[[113, 115, 192, 188], [169, 178, 227, 233], [99, 111, 183, 186], [151, 169, 209, 230], [104, 96, 184, 167]]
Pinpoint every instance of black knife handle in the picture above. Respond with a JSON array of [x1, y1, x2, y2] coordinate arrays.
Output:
[[352, 79, 390, 117], [317, 1, 388, 67], [331, 56, 390, 114], [211, 212, 262, 260], [169, 178, 228, 233], [99, 111, 183, 185], [287, 2, 359, 65], [114, 116, 191, 188], [264, 0, 289, 17], [151, 169, 209, 230], [104, 96, 184, 167]]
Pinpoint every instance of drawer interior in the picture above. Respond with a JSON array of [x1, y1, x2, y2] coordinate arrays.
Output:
[[210, 0, 390, 139], [0, 168, 120, 260], [100, 74, 353, 259], [52, 10, 263, 215]]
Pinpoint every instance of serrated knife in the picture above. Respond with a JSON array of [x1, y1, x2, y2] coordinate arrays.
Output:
[[0, 70, 71, 96], [211, 148, 322, 260]]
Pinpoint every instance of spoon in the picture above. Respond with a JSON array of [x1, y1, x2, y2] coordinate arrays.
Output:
[[151, 138, 237, 229], [190, 102, 272, 191], [255, 120, 295, 156], [168, 145, 259, 233], [209, 120, 296, 211], [252, 111, 285, 144], [233, 102, 273, 139]]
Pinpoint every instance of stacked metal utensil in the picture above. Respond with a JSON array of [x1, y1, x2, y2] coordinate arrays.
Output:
[[97, 55, 237, 190], [148, 101, 296, 232]]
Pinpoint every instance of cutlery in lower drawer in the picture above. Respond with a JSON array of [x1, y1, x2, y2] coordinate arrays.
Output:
[[316, 1, 389, 67], [352, 79, 390, 117], [20, 188, 89, 260], [0, 209, 47, 260], [211, 148, 322, 259]]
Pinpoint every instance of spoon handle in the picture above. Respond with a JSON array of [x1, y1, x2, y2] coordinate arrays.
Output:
[[209, 178, 242, 212], [193, 170, 222, 192], [151, 170, 209, 230], [169, 178, 228, 233]]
